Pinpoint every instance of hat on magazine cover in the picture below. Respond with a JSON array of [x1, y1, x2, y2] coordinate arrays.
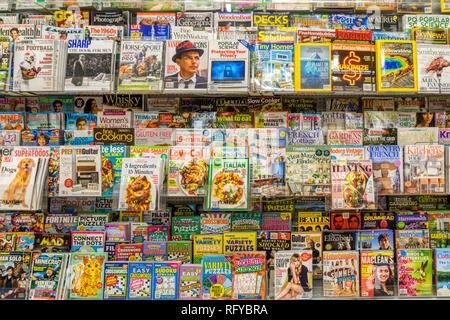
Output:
[[172, 40, 204, 62]]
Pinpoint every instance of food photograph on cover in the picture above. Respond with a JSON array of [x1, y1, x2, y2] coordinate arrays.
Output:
[[0, 0, 450, 305]]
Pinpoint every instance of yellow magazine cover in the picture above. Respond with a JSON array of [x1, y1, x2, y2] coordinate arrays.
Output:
[[294, 43, 332, 92], [442, 0, 450, 12], [375, 40, 418, 92], [193, 234, 223, 264], [223, 232, 257, 254]]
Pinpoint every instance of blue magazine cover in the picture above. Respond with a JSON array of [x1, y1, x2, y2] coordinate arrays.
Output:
[[64, 130, 94, 145], [127, 262, 153, 300], [328, 14, 368, 30], [103, 262, 129, 300], [21, 129, 62, 146], [152, 262, 179, 300], [143, 241, 166, 261], [356, 229, 394, 250], [65, 113, 97, 130], [201, 254, 232, 300], [101, 145, 126, 197], [298, 44, 331, 91]]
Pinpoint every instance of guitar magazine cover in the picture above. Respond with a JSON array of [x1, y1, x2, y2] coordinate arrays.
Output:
[[416, 43, 450, 93]]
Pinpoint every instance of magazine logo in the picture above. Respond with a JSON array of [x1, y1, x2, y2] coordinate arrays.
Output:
[[406, 145, 443, 156], [67, 40, 91, 48], [332, 162, 372, 173]]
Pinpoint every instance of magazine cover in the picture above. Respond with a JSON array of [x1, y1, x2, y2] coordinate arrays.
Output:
[[396, 212, 428, 230], [290, 232, 322, 277], [322, 251, 359, 297], [0, 252, 31, 300], [26, 113, 62, 130], [13, 40, 60, 91], [227, 213, 259, 231], [64, 130, 94, 146], [331, 43, 375, 92], [285, 146, 331, 196], [179, 264, 202, 300], [34, 233, 71, 253], [0, 146, 49, 210], [362, 212, 396, 230], [166, 241, 192, 264], [69, 252, 107, 299], [77, 213, 109, 232], [365, 145, 403, 195], [231, 252, 265, 300], [29, 252, 68, 300], [118, 157, 163, 211], [297, 212, 330, 232], [101, 145, 126, 197], [254, 111, 289, 128], [21, 129, 62, 146], [44, 214, 78, 233], [15, 232, 35, 251], [193, 235, 224, 263], [0, 40, 10, 91], [143, 241, 165, 261], [364, 128, 397, 145], [397, 0, 432, 13], [331, 160, 375, 210], [412, 27, 449, 44], [416, 43, 450, 93], [94, 128, 134, 146], [200, 213, 231, 234], [397, 128, 439, 145], [330, 212, 361, 230], [403, 145, 445, 194], [208, 40, 249, 92], [65, 40, 116, 92], [327, 130, 364, 145], [118, 40, 163, 91], [0, 112, 24, 130], [397, 249, 433, 296], [250, 146, 286, 197], [223, 232, 257, 254], [91, 11, 129, 30], [59, 146, 102, 197], [102, 94, 143, 111], [396, 229, 430, 249], [65, 113, 97, 130], [330, 146, 364, 160], [41, 25, 84, 40], [103, 262, 128, 300], [73, 96, 102, 114], [0, 24, 35, 42], [323, 230, 356, 251], [356, 230, 395, 250], [402, 14, 450, 31], [201, 254, 232, 300], [205, 157, 250, 211], [71, 231, 105, 252], [375, 40, 417, 92], [164, 39, 209, 92], [254, 29, 295, 92], [126, 262, 152, 300], [168, 146, 208, 197], [435, 248, 450, 296], [135, 12, 176, 40], [262, 213, 291, 232], [274, 250, 313, 300], [0, 233, 15, 251], [360, 251, 395, 297], [38, 96, 73, 113], [53, 10, 90, 28], [116, 243, 143, 261], [171, 217, 201, 241], [152, 262, 179, 300], [294, 43, 331, 91]]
